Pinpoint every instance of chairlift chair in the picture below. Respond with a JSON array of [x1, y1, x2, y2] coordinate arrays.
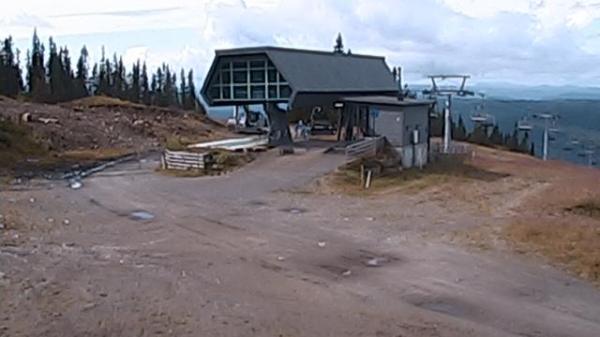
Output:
[[517, 117, 533, 132]]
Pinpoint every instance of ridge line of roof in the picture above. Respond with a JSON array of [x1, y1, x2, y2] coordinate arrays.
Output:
[[215, 46, 386, 60]]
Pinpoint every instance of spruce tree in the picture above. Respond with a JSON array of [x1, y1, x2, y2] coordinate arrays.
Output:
[[179, 69, 187, 108], [75, 46, 89, 98], [187, 69, 198, 112], [0, 37, 23, 97], [141, 62, 150, 105], [334, 33, 344, 54], [29, 30, 49, 102]]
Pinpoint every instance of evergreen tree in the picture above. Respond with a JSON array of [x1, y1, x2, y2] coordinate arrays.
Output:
[[453, 115, 468, 141], [187, 69, 198, 112], [489, 125, 503, 146], [47, 38, 66, 102], [335, 34, 344, 52], [179, 68, 187, 108], [130, 60, 141, 103], [141, 62, 150, 105], [334, 33, 344, 54], [75, 46, 89, 98], [28, 30, 49, 102], [0, 37, 23, 97], [519, 132, 530, 153]]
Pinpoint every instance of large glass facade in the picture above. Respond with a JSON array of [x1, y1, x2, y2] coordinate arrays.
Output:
[[208, 57, 291, 102]]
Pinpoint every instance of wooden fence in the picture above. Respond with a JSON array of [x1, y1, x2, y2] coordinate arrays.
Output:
[[161, 150, 212, 171], [345, 137, 385, 160]]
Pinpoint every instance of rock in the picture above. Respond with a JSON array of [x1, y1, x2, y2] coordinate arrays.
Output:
[[82, 302, 97, 311], [366, 217, 375, 222], [47, 218, 55, 223], [29, 198, 35, 203], [342, 270, 352, 277], [0, 272, 6, 279], [317, 241, 327, 248], [70, 180, 83, 190], [63, 219, 70, 225], [277, 256, 286, 262], [0, 223, 4, 230]]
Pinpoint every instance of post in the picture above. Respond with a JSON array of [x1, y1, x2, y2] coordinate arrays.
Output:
[[542, 119, 549, 161], [443, 95, 452, 154], [365, 170, 373, 189]]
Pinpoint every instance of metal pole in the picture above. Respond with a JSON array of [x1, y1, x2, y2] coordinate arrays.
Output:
[[542, 119, 549, 161], [443, 95, 451, 154]]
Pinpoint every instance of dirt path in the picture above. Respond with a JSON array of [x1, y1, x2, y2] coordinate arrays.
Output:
[[1, 146, 600, 337]]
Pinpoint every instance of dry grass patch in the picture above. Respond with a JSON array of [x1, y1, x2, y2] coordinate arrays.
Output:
[[565, 199, 600, 220], [504, 219, 600, 284], [328, 155, 509, 195], [64, 96, 147, 110]]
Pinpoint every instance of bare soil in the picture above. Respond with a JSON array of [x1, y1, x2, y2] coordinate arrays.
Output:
[[1, 141, 600, 336]]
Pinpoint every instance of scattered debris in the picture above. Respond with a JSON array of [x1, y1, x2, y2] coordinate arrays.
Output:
[[365, 257, 388, 267], [37, 117, 59, 125], [317, 241, 327, 248], [69, 179, 83, 190], [129, 211, 155, 221]]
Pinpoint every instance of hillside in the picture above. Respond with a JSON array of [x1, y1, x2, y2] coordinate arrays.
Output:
[[0, 96, 228, 176]]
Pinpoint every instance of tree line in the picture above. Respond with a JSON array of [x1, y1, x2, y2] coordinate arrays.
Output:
[[431, 114, 535, 156], [0, 30, 201, 112]]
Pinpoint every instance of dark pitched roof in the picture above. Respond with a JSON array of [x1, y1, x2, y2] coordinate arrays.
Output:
[[215, 46, 398, 93]]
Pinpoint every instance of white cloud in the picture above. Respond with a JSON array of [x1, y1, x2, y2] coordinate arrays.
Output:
[[2, 0, 600, 86]]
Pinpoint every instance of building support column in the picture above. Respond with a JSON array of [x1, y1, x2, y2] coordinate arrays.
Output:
[[264, 103, 293, 146]]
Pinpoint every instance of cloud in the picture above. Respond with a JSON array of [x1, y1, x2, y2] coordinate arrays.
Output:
[[2, 0, 600, 86]]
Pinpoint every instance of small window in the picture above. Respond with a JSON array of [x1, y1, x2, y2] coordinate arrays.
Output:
[[220, 62, 231, 70], [268, 69, 278, 83], [233, 86, 248, 99], [250, 60, 265, 68], [233, 61, 247, 69], [233, 71, 247, 84], [267, 60, 275, 68], [268, 85, 278, 99], [222, 71, 231, 84], [280, 85, 291, 98], [222, 87, 231, 99], [251, 86, 266, 99], [279, 74, 287, 83], [209, 87, 220, 99], [250, 70, 265, 83]]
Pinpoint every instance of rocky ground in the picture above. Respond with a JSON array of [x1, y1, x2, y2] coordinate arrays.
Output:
[[1, 142, 600, 337]]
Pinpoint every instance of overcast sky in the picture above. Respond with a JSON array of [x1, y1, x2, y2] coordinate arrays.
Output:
[[2, 0, 600, 87]]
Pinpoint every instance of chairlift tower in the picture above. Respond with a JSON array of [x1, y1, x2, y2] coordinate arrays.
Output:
[[423, 75, 474, 153], [534, 113, 559, 161]]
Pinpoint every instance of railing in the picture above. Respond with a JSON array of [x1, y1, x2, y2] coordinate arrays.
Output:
[[345, 137, 385, 160], [161, 150, 212, 171], [430, 142, 472, 155]]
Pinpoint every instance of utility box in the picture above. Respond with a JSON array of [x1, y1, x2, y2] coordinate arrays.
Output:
[[342, 96, 434, 168]]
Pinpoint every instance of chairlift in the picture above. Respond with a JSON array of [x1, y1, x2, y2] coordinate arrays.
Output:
[[470, 113, 495, 126], [517, 117, 533, 131]]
